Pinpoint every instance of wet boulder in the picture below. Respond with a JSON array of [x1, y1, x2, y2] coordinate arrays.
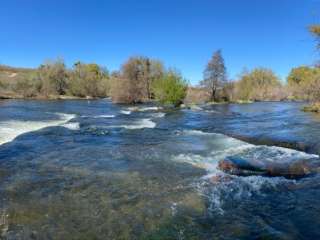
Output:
[[218, 157, 268, 177], [218, 156, 320, 179]]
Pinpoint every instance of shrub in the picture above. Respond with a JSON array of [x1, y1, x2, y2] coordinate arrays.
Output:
[[302, 102, 320, 113], [14, 72, 41, 97], [287, 66, 320, 101], [68, 62, 110, 97], [235, 68, 282, 101], [152, 70, 187, 107], [37, 58, 68, 96], [110, 56, 164, 103], [184, 87, 210, 104]]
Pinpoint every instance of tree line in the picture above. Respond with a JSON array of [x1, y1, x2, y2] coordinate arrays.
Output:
[[1, 24, 320, 107], [189, 24, 320, 105], [0, 57, 187, 106]]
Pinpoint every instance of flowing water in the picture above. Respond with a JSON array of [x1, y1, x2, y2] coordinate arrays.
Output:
[[0, 99, 320, 239]]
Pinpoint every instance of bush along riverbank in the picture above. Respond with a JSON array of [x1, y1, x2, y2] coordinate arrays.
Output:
[[2, 23, 320, 110], [303, 102, 320, 113]]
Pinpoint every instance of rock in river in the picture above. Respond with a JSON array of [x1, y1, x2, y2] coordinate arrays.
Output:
[[218, 156, 320, 179]]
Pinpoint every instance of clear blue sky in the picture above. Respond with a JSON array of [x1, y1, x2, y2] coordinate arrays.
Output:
[[1, 0, 320, 84]]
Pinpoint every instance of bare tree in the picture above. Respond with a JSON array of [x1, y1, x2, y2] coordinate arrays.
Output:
[[38, 58, 68, 96], [111, 56, 164, 103], [201, 50, 227, 101]]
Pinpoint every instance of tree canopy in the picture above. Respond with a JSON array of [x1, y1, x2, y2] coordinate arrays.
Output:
[[235, 68, 281, 101], [201, 50, 227, 101]]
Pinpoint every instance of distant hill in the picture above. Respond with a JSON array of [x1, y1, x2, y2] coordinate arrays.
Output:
[[0, 65, 36, 99], [0, 65, 34, 80], [0, 64, 34, 73]]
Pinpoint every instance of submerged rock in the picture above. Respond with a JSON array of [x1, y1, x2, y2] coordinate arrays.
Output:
[[218, 156, 320, 179]]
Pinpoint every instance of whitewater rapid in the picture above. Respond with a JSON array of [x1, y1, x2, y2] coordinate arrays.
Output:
[[0, 113, 77, 145], [177, 130, 318, 172], [172, 130, 320, 214]]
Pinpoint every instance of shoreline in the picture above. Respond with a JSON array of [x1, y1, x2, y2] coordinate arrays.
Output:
[[0, 94, 102, 101], [0, 93, 307, 104]]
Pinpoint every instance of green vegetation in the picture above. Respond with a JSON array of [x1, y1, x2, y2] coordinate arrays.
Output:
[[201, 50, 227, 101], [110, 56, 165, 104], [0, 65, 36, 98], [0, 59, 110, 99], [302, 102, 320, 113], [234, 68, 283, 101], [287, 66, 320, 100], [68, 62, 110, 98], [109, 56, 187, 106], [289, 24, 320, 113], [152, 70, 187, 107], [38, 59, 68, 96], [197, 52, 284, 104], [1, 23, 320, 110]]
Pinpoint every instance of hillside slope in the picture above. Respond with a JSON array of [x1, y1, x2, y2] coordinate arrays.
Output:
[[0, 65, 36, 98]]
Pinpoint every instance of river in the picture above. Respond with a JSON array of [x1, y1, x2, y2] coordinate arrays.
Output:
[[0, 99, 319, 239]]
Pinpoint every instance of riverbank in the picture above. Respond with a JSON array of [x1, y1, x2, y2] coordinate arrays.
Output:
[[0, 93, 98, 100], [303, 102, 320, 113]]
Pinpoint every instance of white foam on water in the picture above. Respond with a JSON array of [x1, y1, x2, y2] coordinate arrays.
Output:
[[151, 112, 166, 118], [97, 115, 115, 118], [183, 129, 216, 136], [182, 130, 318, 163], [256, 145, 319, 162], [126, 107, 140, 112], [122, 119, 156, 129], [123, 106, 161, 113], [205, 110, 220, 114], [120, 110, 131, 115], [173, 153, 221, 174], [82, 114, 115, 119], [55, 113, 76, 122], [138, 106, 162, 112], [0, 113, 77, 145], [109, 118, 156, 130], [62, 122, 80, 130], [172, 129, 318, 214]]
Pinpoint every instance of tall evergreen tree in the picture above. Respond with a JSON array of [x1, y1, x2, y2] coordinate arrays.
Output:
[[201, 50, 227, 101]]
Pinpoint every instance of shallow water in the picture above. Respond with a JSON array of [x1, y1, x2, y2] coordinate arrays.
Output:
[[0, 99, 320, 239]]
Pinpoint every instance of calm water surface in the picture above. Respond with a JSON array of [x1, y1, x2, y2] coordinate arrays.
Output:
[[0, 99, 320, 239]]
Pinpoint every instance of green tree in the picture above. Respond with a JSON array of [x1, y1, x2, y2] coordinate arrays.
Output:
[[152, 70, 187, 107], [69, 62, 109, 97], [147, 59, 165, 99], [118, 57, 147, 103], [287, 66, 315, 86], [110, 56, 164, 103], [287, 66, 320, 100], [201, 50, 227, 101], [236, 68, 281, 101], [310, 25, 320, 49], [306, 25, 320, 101], [37, 58, 68, 96]]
